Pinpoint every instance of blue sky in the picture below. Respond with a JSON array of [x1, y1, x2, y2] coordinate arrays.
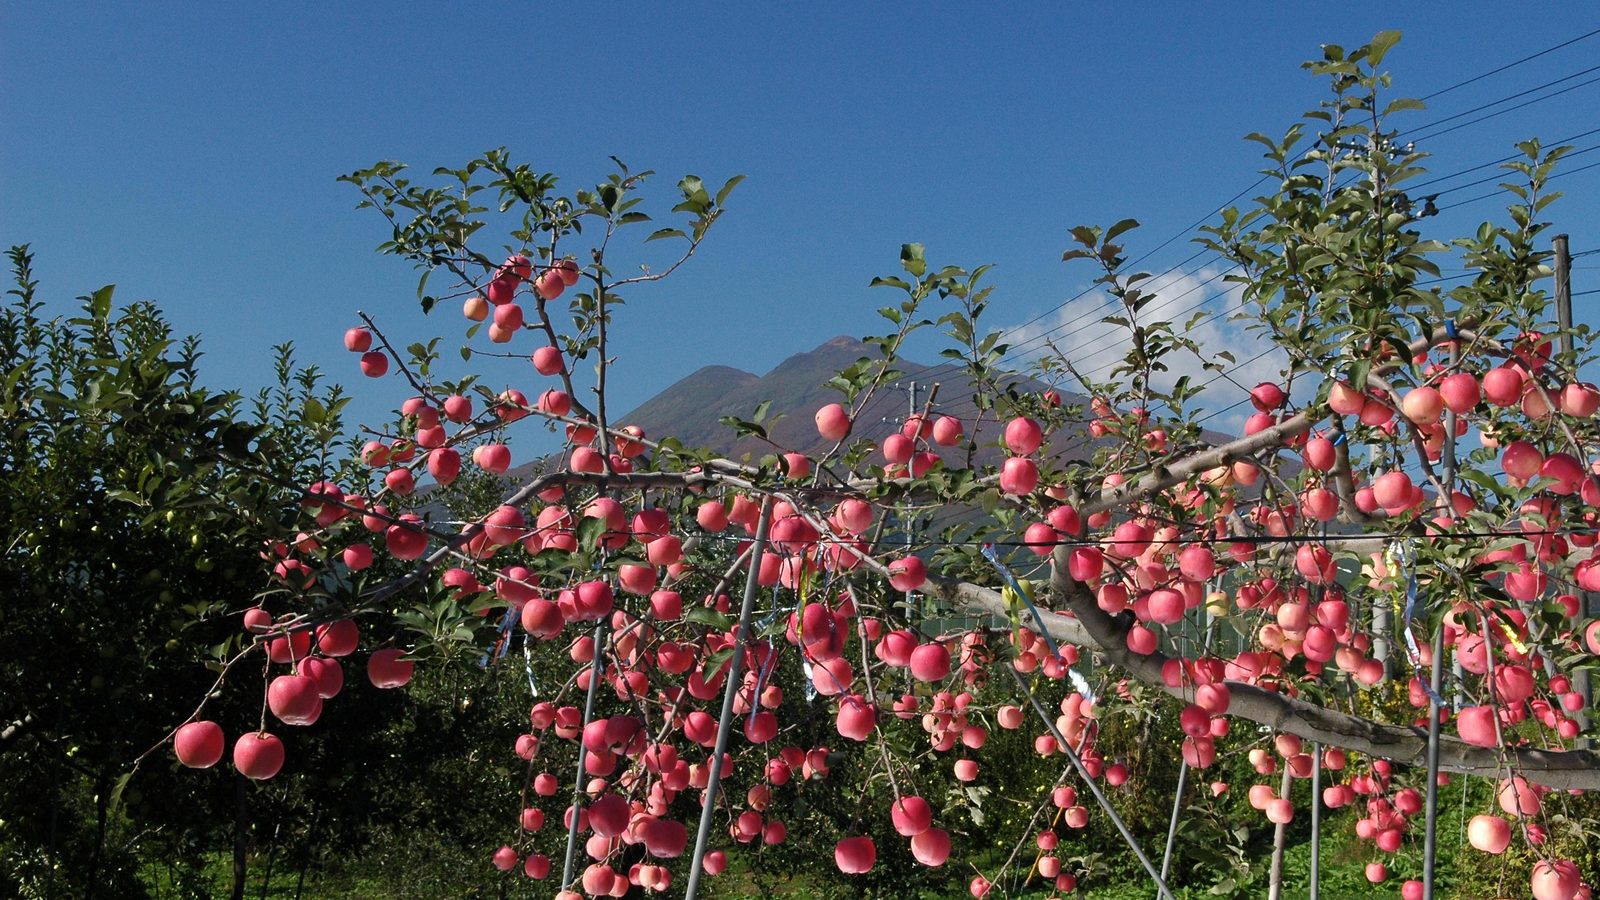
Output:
[[4, 3, 1598, 444]]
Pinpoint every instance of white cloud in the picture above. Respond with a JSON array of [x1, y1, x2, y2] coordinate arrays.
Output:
[[1000, 265, 1292, 427]]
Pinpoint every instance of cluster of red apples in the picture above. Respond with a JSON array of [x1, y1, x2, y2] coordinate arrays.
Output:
[[160, 237, 1600, 900]]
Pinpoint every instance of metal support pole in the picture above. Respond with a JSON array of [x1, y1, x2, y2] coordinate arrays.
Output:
[[1158, 759, 1188, 889], [683, 498, 775, 900], [1266, 764, 1293, 900], [1555, 234, 1593, 748], [1007, 665, 1177, 900], [1422, 622, 1446, 897], [1158, 589, 1215, 896], [1310, 742, 1321, 900], [1373, 593, 1393, 678], [1422, 331, 1460, 897], [559, 623, 608, 892]]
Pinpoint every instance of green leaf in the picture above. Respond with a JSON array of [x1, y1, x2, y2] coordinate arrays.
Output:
[[1104, 218, 1140, 244], [718, 415, 767, 440], [1383, 97, 1425, 116], [684, 606, 734, 630], [715, 174, 746, 207], [646, 228, 687, 243], [900, 243, 927, 278], [106, 771, 134, 821], [88, 285, 115, 321], [700, 645, 735, 679], [1366, 30, 1402, 66]]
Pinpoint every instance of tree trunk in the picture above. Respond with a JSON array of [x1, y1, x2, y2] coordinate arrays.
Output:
[[45, 761, 59, 900], [1267, 765, 1294, 900], [89, 771, 108, 885], [231, 775, 249, 900], [258, 822, 280, 900]]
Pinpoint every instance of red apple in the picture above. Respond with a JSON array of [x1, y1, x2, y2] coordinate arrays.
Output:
[[368, 648, 414, 688], [174, 721, 225, 768], [1467, 814, 1510, 854], [814, 403, 851, 441], [267, 674, 322, 726], [911, 827, 950, 866], [834, 836, 876, 874], [233, 732, 285, 780]]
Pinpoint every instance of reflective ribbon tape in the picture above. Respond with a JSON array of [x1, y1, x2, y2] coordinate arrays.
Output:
[[523, 632, 539, 697], [479, 605, 519, 668], [981, 543, 1095, 704], [1393, 539, 1446, 706], [748, 586, 786, 728]]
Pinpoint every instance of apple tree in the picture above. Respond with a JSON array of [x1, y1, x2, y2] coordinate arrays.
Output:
[[166, 34, 1600, 900]]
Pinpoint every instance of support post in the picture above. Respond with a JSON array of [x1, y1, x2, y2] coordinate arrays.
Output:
[[231, 773, 249, 900], [1555, 234, 1592, 747], [1007, 665, 1176, 900], [1556, 235, 1573, 342], [1310, 742, 1322, 900], [1158, 759, 1187, 890], [1373, 596, 1393, 677], [1424, 330, 1461, 896], [1266, 764, 1293, 900], [559, 623, 609, 892], [1422, 621, 1446, 897], [683, 498, 775, 900]]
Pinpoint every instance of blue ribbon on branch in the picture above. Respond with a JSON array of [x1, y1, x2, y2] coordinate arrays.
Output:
[[980, 543, 1096, 704], [1394, 539, 1446, 706]]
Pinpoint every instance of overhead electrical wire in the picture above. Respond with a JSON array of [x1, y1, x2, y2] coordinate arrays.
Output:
[[883, 29, 1600, 417], [992, 260, 1238, 373], [694, 524, 1600, 553], [1399, 64, 1600, 142], [1408, 126, 1600, 191], [1425, 142, 1600, 198], [1435, 158, 1600, 212], [1417, 26, 1600, 101]]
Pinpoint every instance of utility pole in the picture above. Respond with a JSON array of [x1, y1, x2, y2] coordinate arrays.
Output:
[[887, 381, 922, 624], [906, 381, 918, 609], [1556, 235, 1573, 344], [1555, 235, 1591, 747]]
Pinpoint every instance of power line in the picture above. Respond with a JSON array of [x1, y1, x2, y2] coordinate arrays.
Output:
[[997, 259, 1237, 372], [1426, 143, 1600, 198], [1002, 34, 1600, 362], [892, 250, 1222, 394], [1418, 26, 1600, 101], [1401, 64, 1600, 142], [1023, 266, 1480, 424], [1436, 158, 1600, 212], [1188, 268, 1512, 427], [896, 29, 1600, 397], [1409, 126, 1600, 191]]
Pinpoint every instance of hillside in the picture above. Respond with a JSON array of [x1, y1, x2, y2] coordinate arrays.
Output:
[[614, 334, 1090, 467], [484, 334, 1246, 498]]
